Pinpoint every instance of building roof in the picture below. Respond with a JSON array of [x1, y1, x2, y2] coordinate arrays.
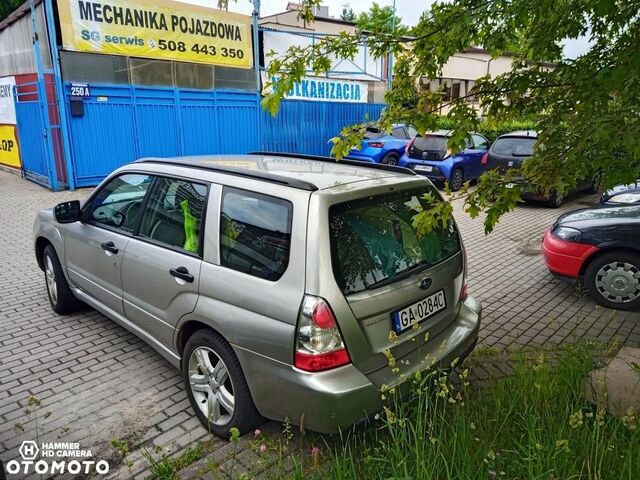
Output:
[[259, 10, 356, 27], [462, 47, 556, 68], [0, 0, 40, 33], [136, 153, 413, 191]]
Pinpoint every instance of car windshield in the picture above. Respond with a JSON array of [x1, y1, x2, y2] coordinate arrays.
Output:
[[413, 135, 449, 152], [492, 137, 537, 156], [329, 186, 461, 295]]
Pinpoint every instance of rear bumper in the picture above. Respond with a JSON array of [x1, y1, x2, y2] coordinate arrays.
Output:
[[400, 158, 450, 181], [235, 295, 481, 434], [541, 228, 598, 278], [521, 190, 550, 202]]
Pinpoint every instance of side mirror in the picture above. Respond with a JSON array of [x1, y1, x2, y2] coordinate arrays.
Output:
[[54, 200, 82, 223]]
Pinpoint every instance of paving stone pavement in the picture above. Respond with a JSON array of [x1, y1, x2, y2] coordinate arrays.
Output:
[[0, 170, 639, 479]]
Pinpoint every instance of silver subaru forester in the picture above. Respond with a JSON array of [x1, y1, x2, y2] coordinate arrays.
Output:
[[33, 153, 481, 437]]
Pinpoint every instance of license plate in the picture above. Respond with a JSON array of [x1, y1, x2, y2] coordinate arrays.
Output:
[[391, 290, 447, 333], [414, 165, 433, 172], [508, 161, 514, 167]]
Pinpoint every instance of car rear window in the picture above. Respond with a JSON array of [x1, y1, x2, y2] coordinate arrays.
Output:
[[491, 137, 537, 156], [413, 135, 449, 152], [329, 186, 461, 295], [364, 127, 386, 139]]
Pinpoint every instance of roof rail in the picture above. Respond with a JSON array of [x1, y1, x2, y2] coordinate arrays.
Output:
[[249, 151, 416, 176], [134, 158, 319, 191]]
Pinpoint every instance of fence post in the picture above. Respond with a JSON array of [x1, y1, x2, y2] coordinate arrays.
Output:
[[29, 0, 58, 191], [44, 0, 75, 190], [252, 1, 262, 152]]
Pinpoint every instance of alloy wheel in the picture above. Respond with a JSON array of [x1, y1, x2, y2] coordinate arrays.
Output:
[[382, 155, 398, 166], [594, 261, 640, 304], [188, 347, 235, 425], [45, 255, 58, 305], [450, 169, 464, 191]]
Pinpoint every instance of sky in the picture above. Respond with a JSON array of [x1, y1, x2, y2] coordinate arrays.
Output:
[[181, 0, 590, 58]]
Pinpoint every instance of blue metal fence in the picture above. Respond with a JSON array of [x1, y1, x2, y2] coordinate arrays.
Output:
[[63, 83, 385, 187], [261, 100, 385, 156], [65, 84, 261, 187]]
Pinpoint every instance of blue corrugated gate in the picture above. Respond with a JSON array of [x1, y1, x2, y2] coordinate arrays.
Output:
[[261, 100, 385, 156], [65, 84, 261, 187], [14, 80, 57, 188], [65, 83, 385, 187]]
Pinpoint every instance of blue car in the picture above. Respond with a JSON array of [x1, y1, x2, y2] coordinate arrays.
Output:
[[399, 130, 490, 191], [345, 124, 418, 165]]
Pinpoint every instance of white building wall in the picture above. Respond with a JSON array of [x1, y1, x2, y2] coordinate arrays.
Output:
[[260, 10, 387, 102], [441, 52, 514, 80]]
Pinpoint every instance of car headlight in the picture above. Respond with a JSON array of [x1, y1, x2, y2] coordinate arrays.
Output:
[[607, 192, 640, 204], [552, 226, 582, 242]]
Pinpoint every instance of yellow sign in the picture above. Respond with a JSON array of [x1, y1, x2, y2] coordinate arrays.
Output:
[[0, 125, 21, 168], [57, 0, 253, 68]]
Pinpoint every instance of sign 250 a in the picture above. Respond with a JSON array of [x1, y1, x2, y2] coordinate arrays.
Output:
[[70, 83, 91, 98]]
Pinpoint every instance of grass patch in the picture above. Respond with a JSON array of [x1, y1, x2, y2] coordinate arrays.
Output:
[[319, 343, 639, 479], [112, 438, 208, 480], [143, 442, 206, 480]]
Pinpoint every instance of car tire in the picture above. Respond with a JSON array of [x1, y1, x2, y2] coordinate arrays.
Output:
[[42, 244, 83, 314], [585, 172, 602, 194], [183, 329, 264, 439], [449, 168, 464, 191], [381, 152, 399, 165], [545, 191, 564, 208], [584, 250, 640, 311]]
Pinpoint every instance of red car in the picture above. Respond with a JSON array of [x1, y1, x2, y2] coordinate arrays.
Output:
[[542, 205, 640, 311]]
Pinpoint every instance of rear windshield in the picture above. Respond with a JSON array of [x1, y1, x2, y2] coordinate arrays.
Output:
[[329, 187, 461, 295], [364, 127, 386, 139], [491, 137, 537, 156], [413, 135, 449, 152]]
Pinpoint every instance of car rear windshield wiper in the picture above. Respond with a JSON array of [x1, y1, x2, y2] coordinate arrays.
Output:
[[363, 260, 431, 291], [511, 153, 532, 157]]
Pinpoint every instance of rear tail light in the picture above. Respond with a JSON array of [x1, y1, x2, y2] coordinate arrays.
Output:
[[294, 295, 350, 372], [481, 152, 489, 165], [405, 137, 416, 154], [368, 141, 385, 148], [460, 245, 469, 302]]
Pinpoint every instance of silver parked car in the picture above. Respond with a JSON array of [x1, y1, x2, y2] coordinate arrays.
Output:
[[33, 153, 481, 437]]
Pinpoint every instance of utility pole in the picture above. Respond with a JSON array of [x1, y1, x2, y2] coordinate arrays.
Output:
[[252, 0, 261, 89], [387, 0, 396, 89]]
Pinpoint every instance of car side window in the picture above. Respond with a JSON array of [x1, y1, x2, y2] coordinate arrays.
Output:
[[472, 134, 489, 149], [220, 187, 293, 281], [138, 177, 208, 255], [391, 127, 407, 139], [406, 125, 418, 138], [88, 174, 152, 233]]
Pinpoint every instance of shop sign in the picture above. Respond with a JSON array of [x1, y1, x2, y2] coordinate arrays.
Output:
[[0, 125, 21, 169], [0, 76, 16, 124], [57, 0, 253, 68], [266, 75, 368, 103]]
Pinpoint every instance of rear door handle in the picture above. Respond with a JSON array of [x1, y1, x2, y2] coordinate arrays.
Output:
[[101, 241, 119, 254], [170, 266, 194, 283]]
